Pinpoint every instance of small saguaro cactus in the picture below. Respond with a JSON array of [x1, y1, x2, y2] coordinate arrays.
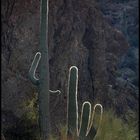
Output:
[[67, 66, 103, 140], [29, 0, 60, 140]]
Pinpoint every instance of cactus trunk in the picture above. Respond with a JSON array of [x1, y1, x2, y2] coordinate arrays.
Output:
[[39, 0, 50, 139], [29, 0, 50, 139]]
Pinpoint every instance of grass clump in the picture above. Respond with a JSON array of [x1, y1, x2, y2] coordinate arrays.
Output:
[[95, 110, 137, 140], [49, 110, 138, 140]]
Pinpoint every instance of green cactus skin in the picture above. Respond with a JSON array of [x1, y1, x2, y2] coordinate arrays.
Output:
[[67, 66, 103, 140], [78, 102, 91, 138], [29, 0, 60, 139], [67, 66, 78, 135]]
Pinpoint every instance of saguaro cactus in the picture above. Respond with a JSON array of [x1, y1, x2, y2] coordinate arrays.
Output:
[[67, 66, 103, 140], [29, 0, 60, 139]]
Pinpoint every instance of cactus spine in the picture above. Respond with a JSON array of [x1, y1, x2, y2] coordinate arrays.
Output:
[[67, 66, 103, 140], [29, 0, 60, 139]]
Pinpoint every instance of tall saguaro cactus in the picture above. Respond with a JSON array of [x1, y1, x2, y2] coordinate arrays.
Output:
[[67, 66, 103, 140], [29, 0, 60, 139]]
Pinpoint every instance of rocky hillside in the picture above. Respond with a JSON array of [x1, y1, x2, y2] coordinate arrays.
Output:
[[1, 0, 138, 139], [98, 0, 139, 87]]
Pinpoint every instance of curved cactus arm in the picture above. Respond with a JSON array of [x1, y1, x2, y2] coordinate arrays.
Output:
[[86, 104, 103, 139], [29, 52, 41, 85], [49, 90, 61, 95], [78, 101, 92, 137]]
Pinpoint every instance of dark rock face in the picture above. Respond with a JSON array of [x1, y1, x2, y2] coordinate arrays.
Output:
[[98, 0, 139, 47], [1, 0, 138, 137], [98, 0, 139, 114], [98, 0, 139, 88]]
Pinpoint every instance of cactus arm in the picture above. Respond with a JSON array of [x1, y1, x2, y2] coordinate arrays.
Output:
[[89, 104, 103, 132], [86, 104, 103, 139], [29, 51, 60, 94], [92, 104, 103, 140], [78, 101, 91, 138], [67, 66, 78, 135], [49, 90, 61, 95], [29, 52, 41, 85]]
